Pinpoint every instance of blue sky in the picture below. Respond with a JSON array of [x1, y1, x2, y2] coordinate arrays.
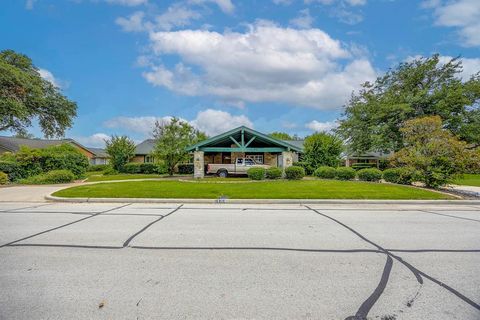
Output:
[[1, 0, 479, 147]]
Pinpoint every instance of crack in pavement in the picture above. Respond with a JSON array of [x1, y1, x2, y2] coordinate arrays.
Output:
[[304, 205, 480, 318], [0, 203, 131, 248], [0, 203, 54, 213], [122, 204, 183, 247], [420, 210, 480, 223]]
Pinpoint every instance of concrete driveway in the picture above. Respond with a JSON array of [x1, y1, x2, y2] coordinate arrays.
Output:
[[0, 183, 78, 202], [0, 202, 479, 319]]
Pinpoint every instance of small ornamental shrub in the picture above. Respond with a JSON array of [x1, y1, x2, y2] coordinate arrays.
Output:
[[335, 167, 356, 180], [266, 167, 282, 179], [21, 170, 75, 184], [357, 168, 383, 182], [314, 166, 336, 179], [178, 163, 194, 174], [293, 161, 314, 175], [103, 167, 118, 175], [285, 166, 305, 180], [383, 167, 418, 185], [247, 167, 266, 180], [122, 163, 142, 174], [382, 168, 401, 184], [0, 172, 8, 185], [155, 163, 168, 174], [140, 163, 157, 174], [87, 164, 109, 172]]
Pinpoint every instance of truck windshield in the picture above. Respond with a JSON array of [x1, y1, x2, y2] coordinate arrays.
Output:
[[245, 159, 254, 166], [236, 159, 243, 165]]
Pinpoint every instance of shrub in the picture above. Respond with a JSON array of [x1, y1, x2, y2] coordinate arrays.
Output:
[[140, 163, 157, 174], [155, 163, 168, 174], [266, 167, 282, 179], [293, 161, 314, 175], [105, 135, 136, 172], [351, 163, 377, 170], [20, 170, 75, 184], [103, 167, 118, 175], [178, 163, 194, 174], [87, 164, 109, 172], [357, 168, 383, 182], [247, 167, 266, 180], [285, 166, 305, 180], [313, 166, 336, 179], [0, 161, 24, 181], [383, 167, 420, 185], [0, 172, 8, 185], [382, 168, 401, 184], [336, 167, 356, 180], [39, 144, 89, 178], [122, 163, 142, 174]]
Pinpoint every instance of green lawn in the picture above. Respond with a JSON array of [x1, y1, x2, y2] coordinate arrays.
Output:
[[452, 174, 480, 187], [85, 173, 166, 182], [54, 179, 453, 200]]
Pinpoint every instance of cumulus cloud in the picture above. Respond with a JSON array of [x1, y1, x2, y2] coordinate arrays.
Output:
[[290, 9, 314, 29], [38, 68, 61, 88], [305, 120, 338, 132], [74, 133, 110, 148], [103, 109, 253, 137], [105, 0, 147, 6], [305, 0, 366, 24], [424, 0, 480, 47], [190, 109, 253, 135], [116, 11, 146, 32], [25, 0, 37, 10], [143, 22, 376, 109], [189, 0, 235, 13]]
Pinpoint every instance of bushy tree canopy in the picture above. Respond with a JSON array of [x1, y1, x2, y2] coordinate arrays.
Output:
[[105, 135, 136, 172], [153, 118, 207, 175], [268, 132, 301, 141], [303, 132, 343, 171], [0, 50, 77, 138], [337, 54, 480, 153], [391, 116, 475, 188]]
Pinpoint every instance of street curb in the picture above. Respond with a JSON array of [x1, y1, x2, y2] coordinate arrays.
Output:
[[45, 194, 480, 205]]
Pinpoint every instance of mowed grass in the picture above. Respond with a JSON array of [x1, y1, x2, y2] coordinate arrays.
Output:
[[85, 174, 166, 182], [54, 179, 453, 200], [452, 174, 480, 187]]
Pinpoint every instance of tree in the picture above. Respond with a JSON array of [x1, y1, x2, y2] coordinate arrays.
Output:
[[269, 132, 301, 140], [303, 132, 343, 172], [0, 50, 77, 138], [337, 54, 480, 153], [391, 116, 474, 188], [152, 118, 207, 175], [105, 135, 136, 172]]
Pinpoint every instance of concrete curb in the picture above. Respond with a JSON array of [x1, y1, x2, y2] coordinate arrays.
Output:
[[45, 194, 480, 205]]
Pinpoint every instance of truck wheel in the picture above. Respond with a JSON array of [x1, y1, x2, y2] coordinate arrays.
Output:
[[217, 170, 228, 178]]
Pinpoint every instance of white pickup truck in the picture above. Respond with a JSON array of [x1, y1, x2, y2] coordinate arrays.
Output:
[[206, 158, 270, 177]]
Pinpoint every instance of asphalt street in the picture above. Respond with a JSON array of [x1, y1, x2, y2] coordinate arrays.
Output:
[[0, 202, 479, 319]]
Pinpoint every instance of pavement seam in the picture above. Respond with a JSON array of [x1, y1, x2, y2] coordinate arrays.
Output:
[[419, 209, 480, 223], [0, 203, 131, 249]]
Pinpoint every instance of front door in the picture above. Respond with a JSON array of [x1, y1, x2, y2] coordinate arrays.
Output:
[[277, 154, 283, 167]]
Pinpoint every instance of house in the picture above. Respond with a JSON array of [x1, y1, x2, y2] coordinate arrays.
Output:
[[0, 136, 109, 165], [131, 139, 156, 163], [343, 151, 392, 168], [186, 126, 303, 178]]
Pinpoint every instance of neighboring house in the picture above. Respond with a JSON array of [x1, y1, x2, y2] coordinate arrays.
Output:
[[343, 151, 392, 168], [132, 139, 156, 163], [0, 136, 109, 165], [186, 126, 303, 178]]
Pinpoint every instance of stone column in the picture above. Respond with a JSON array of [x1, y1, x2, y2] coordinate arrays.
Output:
[[281, 151, 293, 171], [193, 151, 204, 179]]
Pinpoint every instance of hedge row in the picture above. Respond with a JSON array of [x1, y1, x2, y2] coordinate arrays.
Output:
[[313, 166, 419, 184], [247, 166, 306, 180], [19, 170, 75, 185]]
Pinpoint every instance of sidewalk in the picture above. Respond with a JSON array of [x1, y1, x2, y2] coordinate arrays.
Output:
[[0, 183, 78, 202], [445, 184, 480, 198]]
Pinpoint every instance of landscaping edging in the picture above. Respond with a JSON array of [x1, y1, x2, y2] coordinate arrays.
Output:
[[45, 194, 480, 205]]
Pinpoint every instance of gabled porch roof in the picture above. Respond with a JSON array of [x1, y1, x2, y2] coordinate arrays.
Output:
[[186, 126, 303, 153]]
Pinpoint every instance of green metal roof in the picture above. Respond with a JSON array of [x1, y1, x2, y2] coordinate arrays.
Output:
[[186, 126, 303, 152]]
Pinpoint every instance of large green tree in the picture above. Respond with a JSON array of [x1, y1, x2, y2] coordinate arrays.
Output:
[[0, 50, 77, 138], [268, 132, 302, 141], [303, 132, 343, 172], [105, 135, 136, 172], [337, 55, 480, 153], [153, 118, 207, 175]]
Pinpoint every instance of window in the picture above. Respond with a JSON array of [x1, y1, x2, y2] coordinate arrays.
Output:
[[246, 154, 263, 164], [244, 159, 255, 166], [236, 158, 244, 165], [145, 156, 154, 163]]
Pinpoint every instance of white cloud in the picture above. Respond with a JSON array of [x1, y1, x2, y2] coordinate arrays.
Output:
[[115, 11, 146, 32], [25, 0, 37, 10], [74, 133, 110, 148], [306, 0, 366, 5], [425, 0, 480, 47], [189, 0, 235, 13], [143, 22, 376, 109], [105, 0, 147, 6], [190, 109, 253, 135], [103, 109, 252, 137], [305, 120, 338, 132], [290, 9, 314, 29], [305, 0, 366, 24], [104, 116, 174, 136], [38, 68, 61, 88], [272, 0, 293, 5], [154, 4, 201, 31]]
